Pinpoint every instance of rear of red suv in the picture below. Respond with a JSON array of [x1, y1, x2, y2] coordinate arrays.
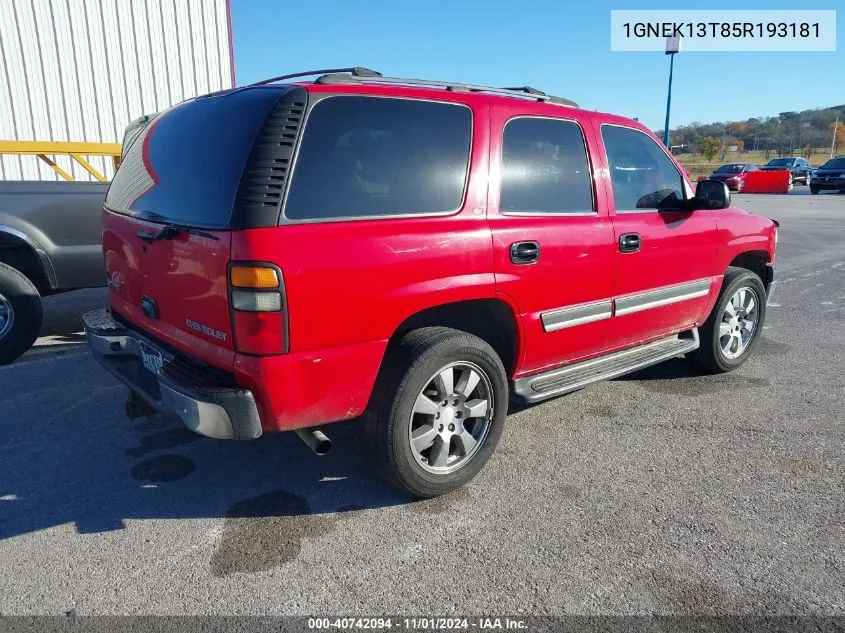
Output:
[[85, 84, 304, 440], [84, 74, 487, 456]]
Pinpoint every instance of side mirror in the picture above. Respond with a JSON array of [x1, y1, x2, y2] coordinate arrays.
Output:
[[693, 179, 731, 210]]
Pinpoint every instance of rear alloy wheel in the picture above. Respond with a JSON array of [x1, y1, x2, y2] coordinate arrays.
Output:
[[690, 267, 766, 373], [364, 327, 507, 498], [0, 262, 43, 365]]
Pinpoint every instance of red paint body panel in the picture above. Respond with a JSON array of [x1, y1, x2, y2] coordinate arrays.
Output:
[[103, 211, 236, 370], [100, 81, 778, 434], [485, 101, 616, 375]]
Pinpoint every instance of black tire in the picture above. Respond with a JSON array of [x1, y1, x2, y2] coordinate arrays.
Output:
[[363, 327, 508, 498], [690, 267, 766, 374], [810, 187, 819, 194], [0, 261, 43, 365]]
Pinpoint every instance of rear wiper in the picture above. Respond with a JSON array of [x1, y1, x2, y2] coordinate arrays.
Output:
[[136, 224, 220, 243]]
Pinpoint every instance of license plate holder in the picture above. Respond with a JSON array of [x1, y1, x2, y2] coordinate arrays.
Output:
[[139, 341, 165, 376]]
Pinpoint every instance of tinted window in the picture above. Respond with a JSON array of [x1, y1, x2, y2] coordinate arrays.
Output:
[[106, 87, 286, 228], [767, 158, 794, 166], [284, 97, 471, 220], [601, 125, 684, 211], [499, 118, 593, 214], [715, 164, 743, 173], [820, 158, 845, 169]]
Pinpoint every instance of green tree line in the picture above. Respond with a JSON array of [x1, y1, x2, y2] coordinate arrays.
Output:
[[657, 104, 845, 159]]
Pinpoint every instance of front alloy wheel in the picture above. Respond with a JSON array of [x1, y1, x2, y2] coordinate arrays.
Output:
[[690, 266, 766, 373], [718, 288, 759, 359]]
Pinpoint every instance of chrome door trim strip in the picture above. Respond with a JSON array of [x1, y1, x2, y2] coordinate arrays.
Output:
[[614, 278, 712, 317], [539, 278, 713, 333], [541, 299, 613, 332]]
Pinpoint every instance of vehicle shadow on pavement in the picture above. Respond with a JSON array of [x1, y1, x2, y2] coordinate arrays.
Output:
[[0, 399, 410, 541]]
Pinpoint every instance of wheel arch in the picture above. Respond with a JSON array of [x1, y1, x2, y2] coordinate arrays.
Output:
[[386, 298, 522, 377], [0, 226, 55, 294], [728, 250, 772, 292]]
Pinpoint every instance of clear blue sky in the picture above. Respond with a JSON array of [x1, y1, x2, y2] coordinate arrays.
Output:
[[230, 0, 843, 132]]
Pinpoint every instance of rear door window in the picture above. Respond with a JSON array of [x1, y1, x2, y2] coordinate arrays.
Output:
[[499, 117, 594, 214], [601, 125, 684, 211], [284, 96, 472, 221]]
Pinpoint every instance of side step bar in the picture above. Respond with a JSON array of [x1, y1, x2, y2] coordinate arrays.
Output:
[[512, 329, 699, 404]]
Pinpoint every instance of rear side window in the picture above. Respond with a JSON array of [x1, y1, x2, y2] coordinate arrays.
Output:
[[601, 125, 684, 211], [499, 117, 593, 214], [284, 97, 472, 220]]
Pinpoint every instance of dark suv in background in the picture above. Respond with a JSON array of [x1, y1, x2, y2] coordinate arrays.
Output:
[[810, 157, 845, 194], [760, 157, 812, 185]]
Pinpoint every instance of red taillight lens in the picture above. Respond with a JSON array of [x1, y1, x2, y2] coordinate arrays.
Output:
[[228, 263, 287, 355], [232, 311, 286, 355]]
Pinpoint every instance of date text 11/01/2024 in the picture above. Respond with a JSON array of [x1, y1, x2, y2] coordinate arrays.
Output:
[[622, 22, 820, 38], [307, 618, 528, 630]]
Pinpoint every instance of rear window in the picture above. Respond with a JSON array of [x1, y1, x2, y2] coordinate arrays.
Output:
[[715, 164, 743, 174], [106, 87, 288, 228], [284, 96, 472, 221]]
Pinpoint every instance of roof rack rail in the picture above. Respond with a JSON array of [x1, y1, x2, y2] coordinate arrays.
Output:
[[315, 69, 578, 107], [248, 67, 382, 88]]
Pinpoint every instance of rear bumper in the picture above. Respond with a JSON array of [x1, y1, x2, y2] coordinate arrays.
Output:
[[83, 309, 262, 440]]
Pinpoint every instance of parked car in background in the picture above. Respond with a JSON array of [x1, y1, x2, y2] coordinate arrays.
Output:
[[760, 157, 812, 185], [83, 67, 778, 498], [0, 181, 108, 364], [709, 163, 760, 191], [809, 157, 845, 194]]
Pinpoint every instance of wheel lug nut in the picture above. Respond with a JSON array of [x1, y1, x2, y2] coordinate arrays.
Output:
[[435, 413, 440, 419], [438, 424, 444, 432], [448, 423, 455, 431]]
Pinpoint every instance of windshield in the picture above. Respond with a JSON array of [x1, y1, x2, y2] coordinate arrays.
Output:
[[715, 164, 743, 173], [820, 158, 845, 169], [766, 158, 794, 166]]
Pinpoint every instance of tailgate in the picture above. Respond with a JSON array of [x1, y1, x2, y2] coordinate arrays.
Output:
[[103, 211, 234, 370]]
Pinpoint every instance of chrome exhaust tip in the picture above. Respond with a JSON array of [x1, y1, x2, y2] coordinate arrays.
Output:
[[294, 428, 332, 456]]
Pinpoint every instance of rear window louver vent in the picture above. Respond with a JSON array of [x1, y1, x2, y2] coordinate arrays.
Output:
[[233, 88, 308, 227]]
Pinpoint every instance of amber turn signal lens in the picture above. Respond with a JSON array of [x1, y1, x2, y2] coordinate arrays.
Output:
[[230, 266, 279, 289]]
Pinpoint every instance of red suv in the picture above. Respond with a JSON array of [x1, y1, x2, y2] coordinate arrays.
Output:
[[84, 67, 778, 497]]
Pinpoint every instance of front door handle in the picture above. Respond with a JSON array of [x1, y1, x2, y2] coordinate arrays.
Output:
[[510, 241, 540, 264], [619, 233, 641, 253]]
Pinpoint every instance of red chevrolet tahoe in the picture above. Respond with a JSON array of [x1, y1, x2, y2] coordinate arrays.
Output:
[[84, 67, 778, 498]]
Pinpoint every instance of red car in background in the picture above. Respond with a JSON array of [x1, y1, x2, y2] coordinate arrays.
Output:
[[709, 163, 760, 191]]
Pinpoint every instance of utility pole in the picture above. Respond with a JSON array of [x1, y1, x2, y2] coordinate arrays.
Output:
[[832, 116, 839, 159], [662, 36, 681, 148]]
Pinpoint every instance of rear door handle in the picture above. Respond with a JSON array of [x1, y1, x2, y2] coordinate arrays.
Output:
[[619, 233, 641, 253], [510, 241, 540, 264]]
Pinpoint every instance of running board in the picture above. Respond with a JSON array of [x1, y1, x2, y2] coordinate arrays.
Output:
[[512, 329, 699, 404]]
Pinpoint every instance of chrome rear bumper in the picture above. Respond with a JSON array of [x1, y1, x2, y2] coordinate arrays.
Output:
[[83, 309, 262, 440]]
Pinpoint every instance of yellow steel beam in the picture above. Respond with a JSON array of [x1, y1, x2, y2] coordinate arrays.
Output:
[[0, 140, 122, 156], [69, 152, 107, 182], [36, 154, 73, 181]]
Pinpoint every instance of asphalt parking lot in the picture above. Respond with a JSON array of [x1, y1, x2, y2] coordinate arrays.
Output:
[[1, 191, 843, 617]]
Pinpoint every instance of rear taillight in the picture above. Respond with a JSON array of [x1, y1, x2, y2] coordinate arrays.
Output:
[[229, 263, 287, 355]]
